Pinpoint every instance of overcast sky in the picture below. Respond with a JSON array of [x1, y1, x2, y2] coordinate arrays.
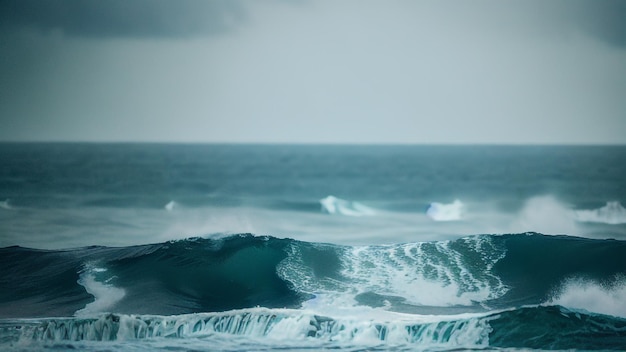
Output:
[[1, 0, 625, 144]]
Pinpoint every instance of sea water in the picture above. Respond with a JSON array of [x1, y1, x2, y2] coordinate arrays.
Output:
[[1, 143, 625, 350]]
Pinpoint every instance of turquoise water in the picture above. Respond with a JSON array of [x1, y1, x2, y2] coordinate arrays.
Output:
[[1, 143, 625, 350]]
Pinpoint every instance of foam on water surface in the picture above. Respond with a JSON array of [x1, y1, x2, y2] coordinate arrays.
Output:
[[75, 263, 126, 317]]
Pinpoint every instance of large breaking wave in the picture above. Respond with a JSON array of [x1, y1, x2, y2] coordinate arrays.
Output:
[[2, 306, 625, 350], [1, 233, 626, 349]]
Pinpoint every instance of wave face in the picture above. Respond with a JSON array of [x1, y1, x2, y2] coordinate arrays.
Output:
[[1, 233, 626, 350]]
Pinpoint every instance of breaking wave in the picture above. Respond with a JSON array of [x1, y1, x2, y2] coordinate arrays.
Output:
[[426, 200, 464, 221], [164, 200, 178, 212], [2, 306, 625, 350], [1, 233, 625, 317], [1, 233, 625, 349], [0, 199, 11, 210], [575, 201, 626, 225], [320, 195, 376, 216], [550, 276, 626, 318]]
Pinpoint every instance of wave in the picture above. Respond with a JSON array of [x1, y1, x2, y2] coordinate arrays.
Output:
[[320, 195, 376, 216], [2, 305, 625, 350], [1, 233, 626, 349], [511, 195, 578, 234], [426, 200, 464, 221], [1, 233, 625, 319], [550, 276, 626, 318], [164, 200, 177, 211], [0, 199, 11, 210], [512, 196, 626, 233], [575, 201, 626, 225]]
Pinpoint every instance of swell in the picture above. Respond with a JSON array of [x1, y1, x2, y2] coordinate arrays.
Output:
[[1, 233, 625, 319], [0, 235, 307, 318], [489, 233, 626, 308], [2, 306, 625, 350]]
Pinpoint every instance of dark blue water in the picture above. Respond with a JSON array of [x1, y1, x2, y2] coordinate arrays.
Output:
[[1, 143, 625, 350]]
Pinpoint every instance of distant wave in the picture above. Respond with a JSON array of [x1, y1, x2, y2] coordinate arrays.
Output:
[[512, 197, 626, 234], [164, 200, 178, 211], [319, 196, 376, 216], [511, 196, 577, 234], [0, 199, 11, 210], [574, 201, 626, 225], [426, 199, 464, 221]]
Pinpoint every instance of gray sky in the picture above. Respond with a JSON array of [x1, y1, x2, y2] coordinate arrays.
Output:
[[1, 0, 625, 144]]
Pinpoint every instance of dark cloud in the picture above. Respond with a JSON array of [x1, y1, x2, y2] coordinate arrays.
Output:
[[470, 0, 626, 48], [0, 0, 247, 38], [0, 0, 624, 47], [569, 0, 626, 47]]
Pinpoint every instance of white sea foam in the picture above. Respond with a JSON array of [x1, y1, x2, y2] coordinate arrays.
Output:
[[574, 201, 626, 225], [342, 238, 506, 307], [426, 200, 464, 221], [17, 307, 493, 349], [320, 195, 376, 217], [280, 236, 507, 309], [75, 264, 125, 317], [550, 276, 626, 318]]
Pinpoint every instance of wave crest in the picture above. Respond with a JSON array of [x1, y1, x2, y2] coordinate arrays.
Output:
[[550, 276, 626, 318], [0, 199, 11, 210], [4, 306, 626, 350], [575, 201, 626, 225], [319, 196, 376, 217], [0, 308, 491, 348], [426, 200, 464, 221]]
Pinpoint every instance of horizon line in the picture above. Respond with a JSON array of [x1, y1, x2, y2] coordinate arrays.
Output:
[[1, 140, 625, 147]]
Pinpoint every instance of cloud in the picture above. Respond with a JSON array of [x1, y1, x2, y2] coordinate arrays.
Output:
[[0, 0, 624, 144], [0, 0, 624, 47], [0, 0, 247, 38], [550, 0, 626, 47]]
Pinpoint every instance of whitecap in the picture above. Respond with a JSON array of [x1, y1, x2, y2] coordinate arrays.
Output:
[[320, 196, 376, 217], [426, 199, 464, 221], [574, 201, 626, 225], [164, 200, 177, 211], [549, 276, 626, 318], [510, 195, 577, 235], [0, 199, 11, 210]]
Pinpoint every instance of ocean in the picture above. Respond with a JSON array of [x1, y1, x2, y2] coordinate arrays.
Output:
[[1, 143, 625, 351]]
